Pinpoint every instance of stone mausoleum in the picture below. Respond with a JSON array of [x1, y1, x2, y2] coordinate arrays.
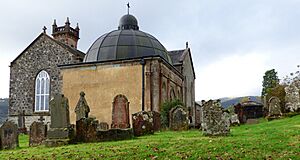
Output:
[[8, 12, 196, 129]]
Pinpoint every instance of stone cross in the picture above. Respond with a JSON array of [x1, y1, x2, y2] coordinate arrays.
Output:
[[43, 26, 47, 33], [38, 116, 45, 123], [75, 91, 90, 121]]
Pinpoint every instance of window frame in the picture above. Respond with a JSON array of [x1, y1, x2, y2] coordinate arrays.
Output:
[[34, 70, 50, 112]]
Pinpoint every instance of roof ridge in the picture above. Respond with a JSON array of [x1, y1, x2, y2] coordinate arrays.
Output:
[[168, 49, 185, 52]]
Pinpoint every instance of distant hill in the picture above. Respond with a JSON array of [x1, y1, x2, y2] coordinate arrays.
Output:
[[0, 98, 9, 125], [220, 96, 262, 108], [196, 96, 262, 109]]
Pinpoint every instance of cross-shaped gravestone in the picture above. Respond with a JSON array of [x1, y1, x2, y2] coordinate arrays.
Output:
[[38, 116, 45, 123], [42, 26, 47, 33]]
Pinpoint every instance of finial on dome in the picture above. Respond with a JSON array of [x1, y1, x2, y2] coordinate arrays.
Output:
[[127, 3, 130, 15]]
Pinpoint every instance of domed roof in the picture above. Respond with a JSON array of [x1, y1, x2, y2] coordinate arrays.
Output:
[[84, 14, 172, 64], [118, 14, 139, 30]]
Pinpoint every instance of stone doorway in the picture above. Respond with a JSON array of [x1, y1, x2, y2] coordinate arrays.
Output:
[[111, 94, 130, 129]]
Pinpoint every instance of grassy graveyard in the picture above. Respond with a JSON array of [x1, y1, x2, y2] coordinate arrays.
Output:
[[0, 115, 299, 160]]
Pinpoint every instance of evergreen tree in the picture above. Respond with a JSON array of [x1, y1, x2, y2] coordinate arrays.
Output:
[[262, 69, 279, 96]]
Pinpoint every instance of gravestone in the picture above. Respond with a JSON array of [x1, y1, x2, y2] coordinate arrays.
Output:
[[201, 100, 230, 136], [96, 128, 133, 142], [17, 110, 27, 134], [111, 95, 130, 129], [99, 122, 109, 130], [45, 94, 72, 147], [76, 117, 98, 142], [75, 91, 90, 121], [268, 97, 282, 117], [152, 111, 161, 131], [169, 105, 188, 131], [0, 121, 19, 149], [285, 83, 300, 112], [29, 121, 47, 146], [132, 111, 154, 136], [230, 113, 240, 126]]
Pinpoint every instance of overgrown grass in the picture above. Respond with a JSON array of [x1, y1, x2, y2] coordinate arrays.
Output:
[[1, 115, 299, 159]]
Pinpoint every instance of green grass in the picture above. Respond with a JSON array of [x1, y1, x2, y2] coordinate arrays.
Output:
[[1, 115, 299, 160]]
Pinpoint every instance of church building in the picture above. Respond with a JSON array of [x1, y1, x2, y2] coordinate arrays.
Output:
[[8, 12, 196, 129]]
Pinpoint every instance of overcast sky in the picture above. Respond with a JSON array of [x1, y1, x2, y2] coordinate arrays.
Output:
[[1, 0, 300, 100]]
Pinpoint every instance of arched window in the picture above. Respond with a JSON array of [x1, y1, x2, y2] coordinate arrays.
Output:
[[178, 89, 181, 100], [161, 82, 167, 103], [170, 87, 176, 100], [35, 70, 50, 112]]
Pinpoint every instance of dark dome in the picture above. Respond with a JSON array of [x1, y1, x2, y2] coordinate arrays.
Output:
[[84, 14, 172, 64], [118, 14, 139, 30]]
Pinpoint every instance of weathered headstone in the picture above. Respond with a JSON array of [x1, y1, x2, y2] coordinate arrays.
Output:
[[75, 91, 90, 121], [76, 117, 98, 142], [45, 94, 72, 147], [111, 94, 130, 129], [152, 111, 161, 131], [98, 122, 109, 130], [169, 105, 188, 131], [132, 111, 154, 136], [17, 110, 27, 134], [29, 121, 47, 146], [0, 121, 19, 149], [96, 128, 133, 142], [230, 113, 240, 126], [201, 100, 230, 136], [285, 83, 300, 112], [268, 97, 282, 117]]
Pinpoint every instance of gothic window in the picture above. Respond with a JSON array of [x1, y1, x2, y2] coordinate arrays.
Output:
[[161, 82, 167, 103], [170, 87, 176, 100], [35, 70, 50, 112], [178, 88, 181, 100]]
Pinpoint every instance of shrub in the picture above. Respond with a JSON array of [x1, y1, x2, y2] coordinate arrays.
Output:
[[160, 99, 183, 129]]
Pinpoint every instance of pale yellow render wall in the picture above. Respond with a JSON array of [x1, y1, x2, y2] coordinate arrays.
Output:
[[61, 64, 142, 126]]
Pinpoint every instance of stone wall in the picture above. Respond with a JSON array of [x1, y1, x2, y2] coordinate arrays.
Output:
[[9, 33, 83, 127], [181, 51, 195, 126], [285, 82, 300, 112], [147, 59, 183, 112], [61, 57, 183, 126], [61, 61, 143, 125], [160, 61, 183, 103], [8, 115, 51, 130]]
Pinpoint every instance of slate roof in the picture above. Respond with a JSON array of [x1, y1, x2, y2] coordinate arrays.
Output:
[[168, 48, 196, 78], [168, 49, 186, 65], [240, 101, 263, 107], [11, 33, 85, 65], [84, 29, 172, 64]]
